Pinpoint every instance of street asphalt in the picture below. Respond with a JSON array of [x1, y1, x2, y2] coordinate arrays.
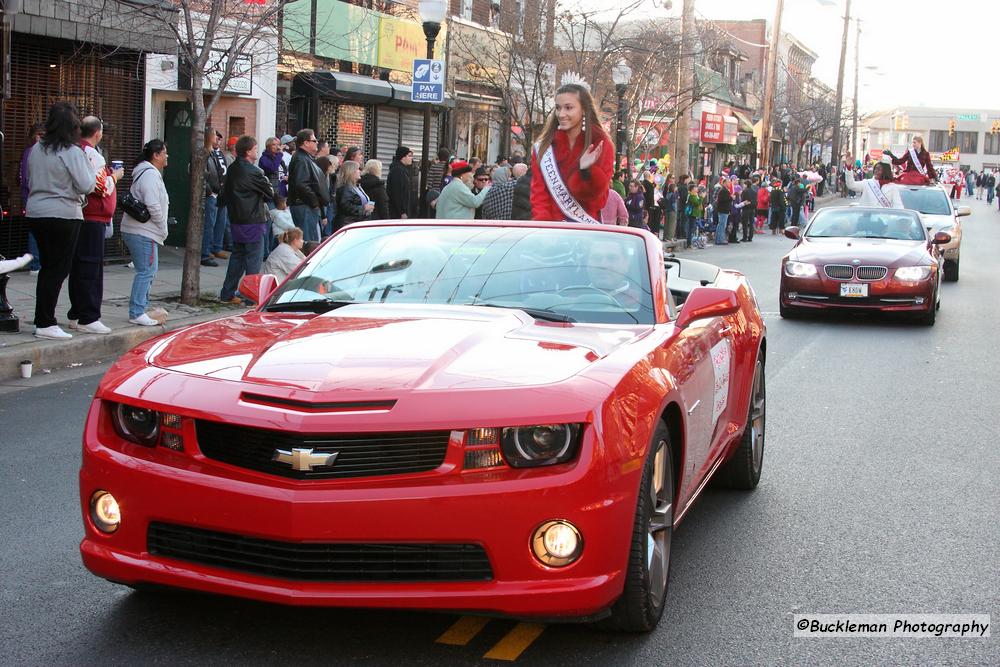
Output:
[[1, 195, 997, 666]]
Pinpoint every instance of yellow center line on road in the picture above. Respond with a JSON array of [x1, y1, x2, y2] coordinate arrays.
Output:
[[435, 615, 491, 646], [482, 622, 547, 661]]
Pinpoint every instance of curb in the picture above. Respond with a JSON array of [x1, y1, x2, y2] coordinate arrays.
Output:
[[0, 312, 230, 381]]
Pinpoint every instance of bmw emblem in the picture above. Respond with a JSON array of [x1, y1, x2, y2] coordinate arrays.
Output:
[[851, 259, 861, 265]]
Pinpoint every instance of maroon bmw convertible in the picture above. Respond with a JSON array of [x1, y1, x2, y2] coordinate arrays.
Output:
[[779, 206, 951, 325]]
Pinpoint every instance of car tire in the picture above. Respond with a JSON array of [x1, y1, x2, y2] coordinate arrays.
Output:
[[779, 303, 799, 319], [918, 294, 937, 326], [715, 357, 765, 490], [943, 258, 959, 282], [600, 422, 674, 633]]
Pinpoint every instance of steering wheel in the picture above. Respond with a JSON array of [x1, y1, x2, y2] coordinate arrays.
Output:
[[556, 285, 627, 309]]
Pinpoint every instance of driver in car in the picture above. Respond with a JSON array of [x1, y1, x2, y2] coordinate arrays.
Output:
[[584, 240, 642, 308]]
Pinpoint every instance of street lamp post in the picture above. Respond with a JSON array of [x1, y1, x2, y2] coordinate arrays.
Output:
[[418, 0, 447, 213], [612, 61, 632, 177]]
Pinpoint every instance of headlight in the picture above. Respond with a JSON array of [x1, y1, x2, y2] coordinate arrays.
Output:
[[89, 490, 121, 533], [784, 261, 818, 278], [894, 266, 932, 282], [111, 403, 160, 446], [501, 424, 581, 467]]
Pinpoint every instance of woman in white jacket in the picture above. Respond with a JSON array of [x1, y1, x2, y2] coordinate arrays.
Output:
[[842, 153, 904, 209], [263, 226, 305, 283], [121, 140, 170, 326]]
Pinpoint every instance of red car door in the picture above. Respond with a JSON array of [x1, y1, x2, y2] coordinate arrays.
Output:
[[683, 315, 735, 497]]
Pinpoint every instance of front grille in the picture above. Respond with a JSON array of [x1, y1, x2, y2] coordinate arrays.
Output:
[[148, 522, 493, 582], [196, 421, 450, 480], [824, 264, 855, 279], [857, 266, 888, 281]]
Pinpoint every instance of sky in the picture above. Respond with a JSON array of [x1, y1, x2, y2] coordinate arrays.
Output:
[[624, 0, 1000, 114]]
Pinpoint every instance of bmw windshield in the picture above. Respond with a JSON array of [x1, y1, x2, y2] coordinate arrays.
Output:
[[805, 209, 926, 241], [265, 225, 656, 325], [900, 188, 952, 215]]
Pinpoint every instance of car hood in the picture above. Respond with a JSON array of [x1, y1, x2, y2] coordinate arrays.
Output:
[[146, 304, 649, 392], [791, 237, 929, 266]]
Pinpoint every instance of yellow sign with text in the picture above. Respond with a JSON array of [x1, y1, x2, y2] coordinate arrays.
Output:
[[378, 16, 445, 72]]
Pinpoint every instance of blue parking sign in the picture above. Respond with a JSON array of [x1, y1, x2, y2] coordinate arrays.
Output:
[[413, 59, 445, 104]]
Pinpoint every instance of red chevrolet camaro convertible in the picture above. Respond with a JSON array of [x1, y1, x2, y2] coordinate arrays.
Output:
[[80, 220, 766, 632]]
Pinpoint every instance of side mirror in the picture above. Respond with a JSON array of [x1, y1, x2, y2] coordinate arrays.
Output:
[[238, 274, 279, 305], [783, 226, 800, 240], [675, 287, 740, 329], [931, 232, 952, 245], [956, 206, 971, 217]]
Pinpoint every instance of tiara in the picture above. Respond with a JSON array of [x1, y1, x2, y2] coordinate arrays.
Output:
[[560, 71, 590, 91]]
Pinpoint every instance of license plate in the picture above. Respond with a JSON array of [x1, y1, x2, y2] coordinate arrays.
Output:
[[840, 283, 868, 298]]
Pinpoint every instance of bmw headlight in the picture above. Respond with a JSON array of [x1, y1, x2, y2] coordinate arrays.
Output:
[[784, 261, 818, 278], [111, 403, 160, 446], [501, 424, 581, 467], [894, 266, 932, 282]]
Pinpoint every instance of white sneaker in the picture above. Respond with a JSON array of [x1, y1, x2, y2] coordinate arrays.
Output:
[[72, 320, 112, 335], [34, 325, 72, 339], [129, 313, 160, 326]]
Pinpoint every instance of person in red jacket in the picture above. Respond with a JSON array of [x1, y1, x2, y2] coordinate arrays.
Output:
[[68, 116, 123, 334], [886, 135, 937, 185], [755, 181, 770, 233], [530, 78, 614, 223]]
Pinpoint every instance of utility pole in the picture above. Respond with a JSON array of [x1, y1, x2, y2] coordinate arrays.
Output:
[[831, 0, 851, 162], [674, 0, 695, 178], [759, 0, 784, 169], [851, 18, 860, 158]]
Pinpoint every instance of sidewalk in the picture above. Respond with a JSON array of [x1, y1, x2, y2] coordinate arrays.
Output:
[[0, 246, 244, 380]]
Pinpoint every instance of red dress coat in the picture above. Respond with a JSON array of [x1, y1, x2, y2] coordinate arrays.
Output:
[[530, 129, 614, 222], [892, 148, 937, 185]]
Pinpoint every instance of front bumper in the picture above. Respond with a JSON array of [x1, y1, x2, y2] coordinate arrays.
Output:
[[780, 274, 934, 313], [79, 401, 634, 618]]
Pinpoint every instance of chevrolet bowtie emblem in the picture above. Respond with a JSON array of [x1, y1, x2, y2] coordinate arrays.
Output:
[[272, 447, 338, 471]]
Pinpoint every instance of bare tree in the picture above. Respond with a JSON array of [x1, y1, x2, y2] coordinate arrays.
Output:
[[88, 0, 290, 304]]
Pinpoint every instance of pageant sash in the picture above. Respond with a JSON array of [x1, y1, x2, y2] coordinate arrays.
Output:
[[909, 148, 927, 175], [867, 179, 892, 208], [535, 142, 602, 225]]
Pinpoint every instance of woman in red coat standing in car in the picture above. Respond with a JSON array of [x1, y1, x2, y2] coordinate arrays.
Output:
[[530, 76, 614, 223], [885, 135, 937, 185]]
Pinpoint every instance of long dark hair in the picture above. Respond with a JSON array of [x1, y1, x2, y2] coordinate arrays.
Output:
[[536, 83, 607, 158], [40, 102, 81, 153], [138, 139, 166, 166]]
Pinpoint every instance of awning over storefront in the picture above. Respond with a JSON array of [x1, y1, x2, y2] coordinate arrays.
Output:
[[293, 72, 392, 104], [388, 83, 456, 109], [732, 110, 755, 133]]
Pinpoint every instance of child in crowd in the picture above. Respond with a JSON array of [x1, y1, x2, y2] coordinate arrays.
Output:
[[263, 227, 306, 283], [625, 180, 646, 229]]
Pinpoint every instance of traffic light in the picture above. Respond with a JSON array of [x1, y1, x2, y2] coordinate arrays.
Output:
[[991, 120, 1000, 135], [901, 113, 909, 130], [948, 119, 956, 136], [893, 115, 901, 131]]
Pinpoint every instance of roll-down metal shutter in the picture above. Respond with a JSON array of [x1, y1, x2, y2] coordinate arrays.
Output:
[[376, 106, 401, 167]]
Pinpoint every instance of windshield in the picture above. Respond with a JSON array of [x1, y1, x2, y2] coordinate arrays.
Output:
[[804, 209, 926, 241], [899, 188, 952, 215], [267, 225, 656, 325]]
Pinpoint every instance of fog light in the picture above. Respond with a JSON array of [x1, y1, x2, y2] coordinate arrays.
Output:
[[90, 490, 120, 533], [915, 297, 925, 305], [531, 520, 582, 567], [787, 292, 798, 300]]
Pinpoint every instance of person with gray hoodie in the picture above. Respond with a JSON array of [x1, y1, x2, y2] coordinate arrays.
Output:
[[120, 139, 170, 327], [25, 102, 96, 340]]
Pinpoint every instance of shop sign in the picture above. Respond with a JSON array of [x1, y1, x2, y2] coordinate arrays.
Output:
[[700, 111, 737, 145], [932, 149, 961, 163], [283, 0, 379, 66], [956, 113, 981, 122], [378, 15, 446, 72], [204, 51, 253, 95], [339, 120, 364, 135], [868, 149, 884, 161]]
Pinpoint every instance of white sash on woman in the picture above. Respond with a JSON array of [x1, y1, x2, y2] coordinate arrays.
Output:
[[534, 142, 601, 225], [867, 179, 892, 208], [909, 148, 927, 175]]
